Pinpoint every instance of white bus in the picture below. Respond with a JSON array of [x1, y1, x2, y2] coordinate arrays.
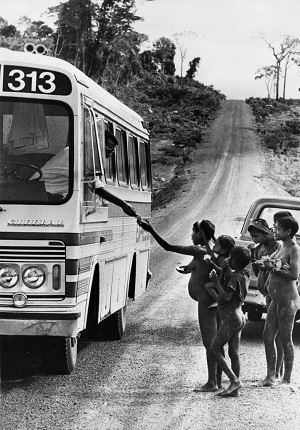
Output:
[[0, 46, 151, 374]]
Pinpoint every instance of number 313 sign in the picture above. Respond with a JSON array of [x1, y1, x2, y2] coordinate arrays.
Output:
[[3, 65, 72, 95]]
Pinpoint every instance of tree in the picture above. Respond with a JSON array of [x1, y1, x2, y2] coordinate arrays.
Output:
[[255, 65, 277, 99], [0, 24, 18, 38], [261, 35, 300, 100], [0, 17, 8, 29], [104, 31, 147, 85], [24, 20, 54, 40], [173, 31, 198, 85], [48, 0, 144, 82], [186, 57, 201, 80], [152, 37, 176, 75], [48, 0, 94, 71]]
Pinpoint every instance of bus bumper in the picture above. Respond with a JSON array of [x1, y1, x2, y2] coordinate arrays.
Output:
[[0, 311, 80, 337]]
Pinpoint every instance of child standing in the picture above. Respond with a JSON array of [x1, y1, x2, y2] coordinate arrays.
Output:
[[209, 246, 251, 397], [204, 235, 235, 307]]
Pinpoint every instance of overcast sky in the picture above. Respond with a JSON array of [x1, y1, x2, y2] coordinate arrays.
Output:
[[2, 0, 300, 99]]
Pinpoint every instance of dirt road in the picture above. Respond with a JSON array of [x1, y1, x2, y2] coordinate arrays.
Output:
[[2, 100, 300, 430]]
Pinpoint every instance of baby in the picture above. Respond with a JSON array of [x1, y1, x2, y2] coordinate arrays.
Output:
[[204, 235, 235, 307]]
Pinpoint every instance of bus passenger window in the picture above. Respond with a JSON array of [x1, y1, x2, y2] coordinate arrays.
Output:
[[104, 122, 115, 183], [140, 140, 150, 190], [115, 128, 128, 186], [128, 136, 139, 189]]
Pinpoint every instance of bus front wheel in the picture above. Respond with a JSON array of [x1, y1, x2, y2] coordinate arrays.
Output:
[[99, 305, 127, 340], [43, 336, 77, 374]]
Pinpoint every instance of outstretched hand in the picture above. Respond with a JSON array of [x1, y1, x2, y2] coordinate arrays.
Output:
[[122, 202, 138, 217], [137, 217, 152, 232]]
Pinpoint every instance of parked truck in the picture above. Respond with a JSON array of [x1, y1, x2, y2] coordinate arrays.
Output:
[[235, 196, 300, 321]]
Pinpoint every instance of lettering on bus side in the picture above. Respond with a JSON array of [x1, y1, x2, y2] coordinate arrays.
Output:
[[3, 65, 72, 96]]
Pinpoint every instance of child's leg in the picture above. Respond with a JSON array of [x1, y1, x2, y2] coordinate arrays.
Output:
[[275, 334, 284, 379], [210, 314, 243, 396], [204, 281, 218, 307], [228, 323, 244, 378], [262, 300, 279, 386]]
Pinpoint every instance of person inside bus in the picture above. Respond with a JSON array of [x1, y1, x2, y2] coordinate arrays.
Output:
[[90, 130, 137, 217], [30, 130, 138, 217]]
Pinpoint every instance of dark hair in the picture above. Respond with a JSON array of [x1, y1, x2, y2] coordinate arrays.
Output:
[[247, 218, 273, 236], [273, 211, 292, 222], [276, 216, 299, 237], [193, 219, 215, 241], [105, 130, 118, 146], [218, 235, 235, 256], [230, 246, 251, 269]]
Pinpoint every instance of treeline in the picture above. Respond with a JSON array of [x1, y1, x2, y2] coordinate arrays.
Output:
[[0, 0, 225, 142]]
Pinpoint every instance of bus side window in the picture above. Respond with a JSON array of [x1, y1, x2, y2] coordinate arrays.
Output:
[[115, 128, 128, 187], [128, 135, 139, 189], [84, 107, 101, 177], [104, 122, 116, 184], [140, 140, 151, 191]]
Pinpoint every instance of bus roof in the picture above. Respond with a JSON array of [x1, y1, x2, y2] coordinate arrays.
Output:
[[0, 48, 148, 137]]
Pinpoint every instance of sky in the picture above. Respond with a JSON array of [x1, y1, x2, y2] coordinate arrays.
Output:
[[2, 0, 300, 99]]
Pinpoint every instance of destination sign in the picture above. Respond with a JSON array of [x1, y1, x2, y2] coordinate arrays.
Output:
[[3, 65, 72, 95]]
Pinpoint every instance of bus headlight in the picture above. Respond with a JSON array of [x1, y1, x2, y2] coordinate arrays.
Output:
[[23, 266, 45, 288], [0, 266, 19, 288]]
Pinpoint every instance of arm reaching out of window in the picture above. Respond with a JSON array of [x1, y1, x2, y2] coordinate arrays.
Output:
[[92, 177, 138, 217]]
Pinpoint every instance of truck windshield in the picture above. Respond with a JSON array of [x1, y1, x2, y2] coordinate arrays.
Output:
[[0, 99, 72, 204]]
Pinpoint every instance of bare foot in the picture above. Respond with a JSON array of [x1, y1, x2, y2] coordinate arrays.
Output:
[[260, 377, 276, 387], [279, 378, 290, 385], [217, 388, 240, 397], [193, 382, 218, 392], [216, 380, 242, 397]]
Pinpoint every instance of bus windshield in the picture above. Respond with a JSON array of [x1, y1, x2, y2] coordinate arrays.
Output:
[[0, 98, 72, 204]]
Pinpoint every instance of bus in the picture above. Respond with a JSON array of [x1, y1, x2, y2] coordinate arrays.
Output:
[[0, 45, 151, 374]]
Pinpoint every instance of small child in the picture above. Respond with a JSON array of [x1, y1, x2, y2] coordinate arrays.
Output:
[[209, 245, 251, 397], [247, 218, 279, 297], [204, 235, 235, 308]]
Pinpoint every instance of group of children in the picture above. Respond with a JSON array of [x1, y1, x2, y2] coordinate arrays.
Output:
[[137, 209, 300, 396]]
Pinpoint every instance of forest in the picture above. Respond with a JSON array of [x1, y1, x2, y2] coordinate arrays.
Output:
[[0, 0, 225, 140]]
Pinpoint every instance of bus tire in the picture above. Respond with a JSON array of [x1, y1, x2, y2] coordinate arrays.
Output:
[[99, 305, 127, 340], [43, 336, 77, 375]]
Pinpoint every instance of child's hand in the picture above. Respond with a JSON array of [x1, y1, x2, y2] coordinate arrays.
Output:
[[209, 269, 218, 283], [176, 265, 191, 274], [137, 218, 152, 231], [222, 257, 230, 268], [203, 254, 212, 266], [247, 243, 256, 250]]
